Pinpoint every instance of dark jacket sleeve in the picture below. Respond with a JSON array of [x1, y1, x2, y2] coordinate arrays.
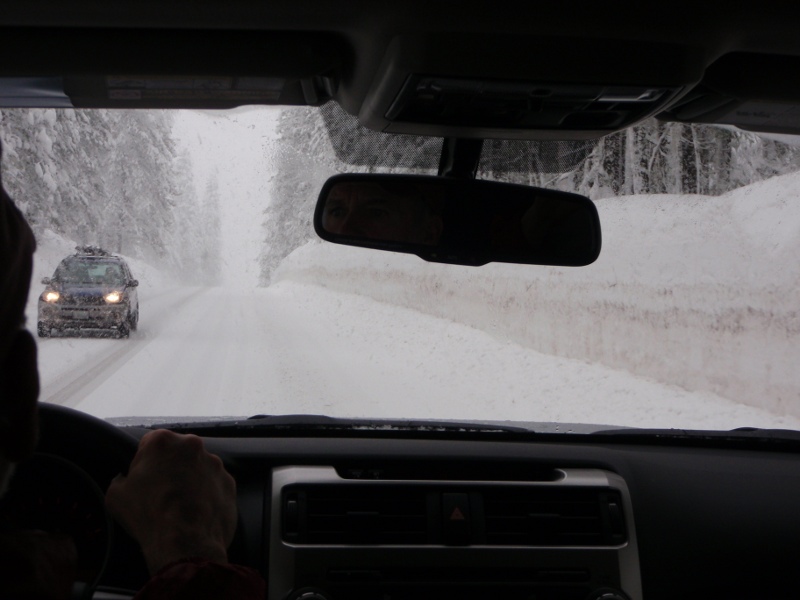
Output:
[[134, 558, 265, 599]]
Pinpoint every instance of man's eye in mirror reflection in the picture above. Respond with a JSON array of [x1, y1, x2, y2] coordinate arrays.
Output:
[[322, 183, 443, 245]]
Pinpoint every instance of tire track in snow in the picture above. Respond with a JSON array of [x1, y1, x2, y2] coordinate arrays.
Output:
[[41, 287, 210, 408]]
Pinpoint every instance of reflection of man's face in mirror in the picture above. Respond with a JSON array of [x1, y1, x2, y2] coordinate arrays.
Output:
[[322, 182, 442, 245]]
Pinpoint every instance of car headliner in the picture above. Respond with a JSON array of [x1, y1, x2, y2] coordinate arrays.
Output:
[[1, 0, 799, 138]]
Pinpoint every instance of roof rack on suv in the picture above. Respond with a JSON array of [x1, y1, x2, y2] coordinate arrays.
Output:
[[74, 245, 112, 256]]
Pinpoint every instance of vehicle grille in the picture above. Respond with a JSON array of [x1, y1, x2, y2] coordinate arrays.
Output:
[[59, 293, 107, 306]]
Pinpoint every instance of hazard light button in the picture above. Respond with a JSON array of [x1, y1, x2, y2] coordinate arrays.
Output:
[[442, 492, 471, 545]]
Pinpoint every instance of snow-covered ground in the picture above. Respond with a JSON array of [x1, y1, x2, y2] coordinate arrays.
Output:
[[26, 270, 800, 430], [25, 171, 800, 431], [276, 170, 800, 423]]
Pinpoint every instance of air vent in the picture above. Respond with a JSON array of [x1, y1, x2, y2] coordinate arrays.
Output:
[[283, 485, 432, 544], [282, 484, 627, 547], [483, 488, 627, 546]]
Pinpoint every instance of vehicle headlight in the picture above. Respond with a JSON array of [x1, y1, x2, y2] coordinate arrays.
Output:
[[104, 291, 122, 304], [43, 291, 60, 303]]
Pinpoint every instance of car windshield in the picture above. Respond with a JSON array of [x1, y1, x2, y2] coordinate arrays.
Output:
[[4, 105, 800, 431], [55, 259, 124, 285]]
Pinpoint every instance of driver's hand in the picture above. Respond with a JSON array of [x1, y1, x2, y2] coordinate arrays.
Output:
[[105, 429, 237, 575]]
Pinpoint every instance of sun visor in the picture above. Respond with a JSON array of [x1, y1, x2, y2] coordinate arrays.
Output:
[[0, 28, 342, 109], [357, 35, 703, 140], [0, 77, 72, 107]]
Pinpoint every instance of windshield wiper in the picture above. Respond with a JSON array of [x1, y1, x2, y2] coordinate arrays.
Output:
[[247, 414, 532, 432], [121, 417, 800, 450], [590, 426, 800, 450], [142, 414, 535, 437]]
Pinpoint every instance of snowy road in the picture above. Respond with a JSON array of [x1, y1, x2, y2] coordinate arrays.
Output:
[[34, 280, 800, 431], [38, 285, 281, 417]]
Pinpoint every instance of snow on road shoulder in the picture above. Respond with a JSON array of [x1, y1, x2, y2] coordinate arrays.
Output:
[[266, 279, 800, 430], [275, 171, 800, 420]]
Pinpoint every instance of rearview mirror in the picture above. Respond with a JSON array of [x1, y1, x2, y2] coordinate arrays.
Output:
[[314, 174, 601, 267]]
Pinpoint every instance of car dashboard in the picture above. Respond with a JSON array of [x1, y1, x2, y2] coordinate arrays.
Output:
[[16, 403, 799, 600], [267, 464, 637, 600]]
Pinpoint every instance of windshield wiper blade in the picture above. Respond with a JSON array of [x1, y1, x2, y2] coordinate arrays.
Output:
[[128, 416, 800, 448], [146, 414, 534, 436], [248, 414, 533, 432], [590, 426, 800, 449]]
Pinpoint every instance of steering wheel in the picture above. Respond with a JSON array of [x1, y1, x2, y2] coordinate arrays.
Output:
[[1, 403, 142, 598], [36, 403, 140, 477]]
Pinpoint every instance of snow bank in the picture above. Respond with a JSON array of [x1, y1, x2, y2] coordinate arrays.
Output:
[[274, 171, 800, 418]]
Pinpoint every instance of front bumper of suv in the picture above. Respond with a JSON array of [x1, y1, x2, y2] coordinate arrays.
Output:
[[38, 301, 129, 332]]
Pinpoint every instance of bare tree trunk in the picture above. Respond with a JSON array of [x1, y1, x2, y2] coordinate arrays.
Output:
[[667, 122, 682, 193]]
